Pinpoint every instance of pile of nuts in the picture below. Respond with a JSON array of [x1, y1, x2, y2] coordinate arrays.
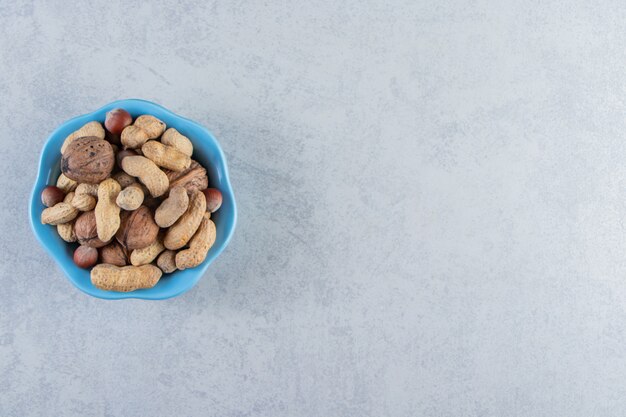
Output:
[[40, 109, 223, 292]]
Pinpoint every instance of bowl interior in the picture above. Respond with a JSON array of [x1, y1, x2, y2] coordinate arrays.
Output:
[[29, 99, 236, 300]]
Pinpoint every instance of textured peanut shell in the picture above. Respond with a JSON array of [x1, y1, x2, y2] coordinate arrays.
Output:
[[176, 213, 216, 270], [164, 190, 206, 250], [41, 202, 78, 225], [116, 184, 144, 211], [142, 140, 191, 172], [71, 193, 96, 211], [57, 195, 76, 239], [75, 183, 99, 196], [115, 206, 159, 250], [57, 221, 77, 242], [155, 186, 189, 228], [157, 250, 177, 274], [121, 125, 149, 149], [99, 242, 128, 266], [134, 115, 166, 139], [61, 137, 115, 183], [74, 211, 110, 248], [63, 191, 75, 204], [56, 173, 77, 193], [165, 160, 208, 194], [161, 128, 193, 157], [61, 121, 105, 154], [121, 156, 169, 197], [91, 264, 162, 292], [130, 239, 165, 266], [95, 178, 121, 241]]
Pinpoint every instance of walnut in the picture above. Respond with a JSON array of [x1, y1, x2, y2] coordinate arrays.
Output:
[[115, 206, 159, 250], [164, 160, 208, 194], [61, 136, 115, 183], [74, 211, 110, 248], [99, 241, 129, 266]]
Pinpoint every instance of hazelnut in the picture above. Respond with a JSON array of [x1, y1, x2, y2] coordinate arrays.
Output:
[[41, 186, 66, 207], [73, 245, 98, 268], [105, 108, 133, 135], [202, 188, 222, 212]]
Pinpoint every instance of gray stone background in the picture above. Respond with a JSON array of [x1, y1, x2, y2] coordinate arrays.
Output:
[[1, 1, 626, 416]]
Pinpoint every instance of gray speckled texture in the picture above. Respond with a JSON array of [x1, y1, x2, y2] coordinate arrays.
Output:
[[1, 1, 626, 416]]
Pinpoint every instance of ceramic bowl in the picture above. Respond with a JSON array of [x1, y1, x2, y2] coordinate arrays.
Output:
[[29, 99, 237, 300]]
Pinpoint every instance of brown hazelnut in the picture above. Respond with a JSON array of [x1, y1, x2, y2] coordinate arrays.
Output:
[[115, 206, 159, 250], [41, 186, 66, 207], [202, 188, 222, 212], [61, 136, 115, 183], [74, 211, 110, 248], [73, 245, 98, 268], [105, 108, 133, 135]]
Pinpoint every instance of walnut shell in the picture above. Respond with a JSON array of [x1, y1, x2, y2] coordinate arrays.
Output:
[[115, 206, 159, 250], [61, 136, 115, 183], [74, 211, 110, 248], [164, 160, 208, 194], [99, 241, 129, 266]]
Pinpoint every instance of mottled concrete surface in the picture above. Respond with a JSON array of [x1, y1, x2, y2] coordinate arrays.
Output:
[[1, 1, 626, 416]]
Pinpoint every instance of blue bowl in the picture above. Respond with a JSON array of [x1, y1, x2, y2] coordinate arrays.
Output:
[[29, 99, 237, 300]]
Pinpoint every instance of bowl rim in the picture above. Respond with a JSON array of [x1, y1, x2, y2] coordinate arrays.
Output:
[[29, 98, 237, 300]]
